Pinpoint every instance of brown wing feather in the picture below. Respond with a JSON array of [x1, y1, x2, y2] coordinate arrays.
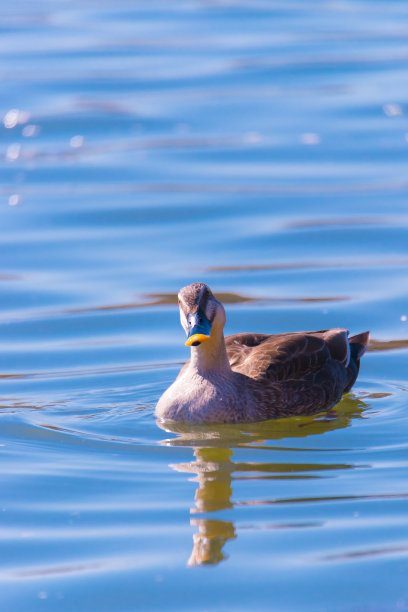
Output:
[[225, 329, 350, 382], [225, 329, 353, 416]]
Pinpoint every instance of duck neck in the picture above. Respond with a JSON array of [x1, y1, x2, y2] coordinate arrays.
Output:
[[189, 327, 232, 377]]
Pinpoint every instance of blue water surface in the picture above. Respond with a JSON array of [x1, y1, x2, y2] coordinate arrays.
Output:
[[1, 1, 408, 610]]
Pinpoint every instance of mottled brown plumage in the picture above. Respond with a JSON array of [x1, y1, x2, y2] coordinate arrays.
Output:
[[155, 283, 369, 423], [224, 329, 368, 418]]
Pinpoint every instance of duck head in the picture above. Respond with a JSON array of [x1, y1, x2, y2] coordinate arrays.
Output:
[[178, 283, 226, 347]]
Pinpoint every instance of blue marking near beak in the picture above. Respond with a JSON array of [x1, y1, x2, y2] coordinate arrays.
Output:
[[186, 309, 212, 346]]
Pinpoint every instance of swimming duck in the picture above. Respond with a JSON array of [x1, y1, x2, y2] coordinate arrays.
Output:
[[155, 282, 369, 423]]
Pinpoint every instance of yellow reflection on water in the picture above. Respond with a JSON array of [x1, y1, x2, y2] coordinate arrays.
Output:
[[159, 395, 367, 566]]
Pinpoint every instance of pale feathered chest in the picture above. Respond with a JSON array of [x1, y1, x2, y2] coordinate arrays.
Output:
[[155, 367, 254, 423]]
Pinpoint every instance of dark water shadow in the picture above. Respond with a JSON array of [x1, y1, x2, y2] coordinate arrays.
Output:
[[157, 395, 367, 566], [66, 290, 348, 315]]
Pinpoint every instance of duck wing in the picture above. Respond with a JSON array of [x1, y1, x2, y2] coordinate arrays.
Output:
[[225, 329, 351, 382]]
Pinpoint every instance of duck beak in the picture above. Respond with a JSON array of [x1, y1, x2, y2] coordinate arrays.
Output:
[[185, 310, 212, 347]]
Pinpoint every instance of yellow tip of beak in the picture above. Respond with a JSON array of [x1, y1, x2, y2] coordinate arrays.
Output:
[[185, 334, 211, 347]]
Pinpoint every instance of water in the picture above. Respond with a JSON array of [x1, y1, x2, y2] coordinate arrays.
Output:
[[1, 1, 408, 610]]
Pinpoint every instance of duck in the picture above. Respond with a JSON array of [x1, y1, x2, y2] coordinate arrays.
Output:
[[155, 282, 369, 423]]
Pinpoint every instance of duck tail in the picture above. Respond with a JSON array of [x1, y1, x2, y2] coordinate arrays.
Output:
[[344, 331, 370, 393], [349, 331, 370, 359]]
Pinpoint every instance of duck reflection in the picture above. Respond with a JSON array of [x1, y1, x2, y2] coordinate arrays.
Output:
[[172, 447, 236, 565], [158, 395, 367, 566]]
